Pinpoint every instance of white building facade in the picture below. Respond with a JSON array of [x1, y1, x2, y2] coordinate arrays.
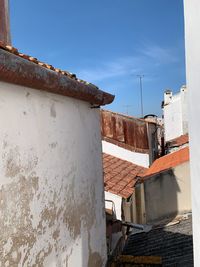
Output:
[[163, 85, 188, 142], [184, 0, 200, 266], [102, 140, 149, 168]]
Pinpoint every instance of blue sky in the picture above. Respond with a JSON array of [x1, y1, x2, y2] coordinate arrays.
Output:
[[10, 0, 185, 117]]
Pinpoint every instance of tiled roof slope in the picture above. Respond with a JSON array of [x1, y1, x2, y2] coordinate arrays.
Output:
[[123, 215, 193, 266], [167, 134, 189, 148], [141, 147, 189, 179], [103, 153, 147, 198], [0, 41, 78, 79], [0, 41, 114, 105]]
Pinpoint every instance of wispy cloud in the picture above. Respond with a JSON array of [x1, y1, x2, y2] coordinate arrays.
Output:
[[77, 56, 141, 82], [76, 43, 179, 83], [140, 44, 178, 65]]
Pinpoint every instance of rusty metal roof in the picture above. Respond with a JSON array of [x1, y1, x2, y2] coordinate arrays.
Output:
[[101, 110, 152, 153], [103, 153, 147, 198], [0, 41, 114, 105]]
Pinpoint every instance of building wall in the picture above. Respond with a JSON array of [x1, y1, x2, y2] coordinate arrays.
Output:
[[0, 81, 107, 267], [123, 184, 146, 225], [164, 87, 188, 142], [184, 1, 200, 265], [181, 87, 189, 134], [102, 141, 149, 168], [146, 122, 159, 164], [144, 162, 191, 223], [105, 191, 122, 220]]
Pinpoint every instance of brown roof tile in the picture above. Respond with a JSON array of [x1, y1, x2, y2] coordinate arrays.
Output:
[[103, 153, 147, 198]]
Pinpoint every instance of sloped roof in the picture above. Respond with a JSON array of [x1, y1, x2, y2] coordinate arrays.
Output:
[[0, 41, 114, 105], [167, 134, 189, 148], [140, 147, 189, 179], [123, 215, 193, 266], [103, 153, 147, 198], [101, 109, 151, 154]]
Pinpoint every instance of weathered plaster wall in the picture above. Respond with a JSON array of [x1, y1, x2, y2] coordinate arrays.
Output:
[[123, 184, 146, 225], [102, 141, 149, 168], [144, 162, 191, 223], [184, 1, 200, 265], [0, 81, 107, 266]]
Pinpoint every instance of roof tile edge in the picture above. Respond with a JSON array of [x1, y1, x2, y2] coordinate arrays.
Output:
[[0, 43, 114, 105]]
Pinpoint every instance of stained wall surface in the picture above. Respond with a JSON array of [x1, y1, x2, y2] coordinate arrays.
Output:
[[144, 162, 191, 223], [0, 81, 106, 266]]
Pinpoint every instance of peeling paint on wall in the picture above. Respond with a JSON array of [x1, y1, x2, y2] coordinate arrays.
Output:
[[0, 81, 107, 266]]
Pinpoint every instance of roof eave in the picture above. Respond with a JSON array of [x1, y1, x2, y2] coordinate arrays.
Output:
[[106, 189, 132, 199], [0, 48, 115, 105]]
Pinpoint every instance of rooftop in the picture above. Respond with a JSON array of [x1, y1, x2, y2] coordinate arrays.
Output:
[[0, 41, 114, 105], [101, 109, 152, 154], [140, 147, 189, 180], [103, 153, 147, 198], [166, 134, 189, 148], [123, 214, 193, 266]]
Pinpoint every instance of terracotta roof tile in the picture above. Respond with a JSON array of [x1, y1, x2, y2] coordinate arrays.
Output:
[[167, 134, 189, 148], [103, 153, 147, 198], [141, 147, 190, 179], [0, 41, 114, 105], [0, 41, 79, 80]]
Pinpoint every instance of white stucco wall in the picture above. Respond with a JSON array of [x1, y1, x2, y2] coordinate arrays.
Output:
[[164, 87, 188, 142], [105, 191, 122, 220], [0, 81, 107, 266], [102, 140, 149, 168], [181, 87, 189, 134], [184, 1, 200, 265]]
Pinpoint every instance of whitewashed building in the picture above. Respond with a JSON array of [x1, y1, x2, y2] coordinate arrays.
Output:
[[162, 85, 189, 142], [184, 0, 200, 266], [0, 2, 114, 266]]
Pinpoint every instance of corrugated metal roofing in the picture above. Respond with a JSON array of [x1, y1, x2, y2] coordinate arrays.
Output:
[[101, 110, 152, 153]]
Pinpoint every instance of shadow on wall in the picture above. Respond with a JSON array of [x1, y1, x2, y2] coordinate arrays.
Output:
[[123, 216, 193, 266], [144, 163, 191, 224]]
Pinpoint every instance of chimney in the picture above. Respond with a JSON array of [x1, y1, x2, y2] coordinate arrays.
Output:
[[0, 0, 11, 45], [164, 89, 172, 105]]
